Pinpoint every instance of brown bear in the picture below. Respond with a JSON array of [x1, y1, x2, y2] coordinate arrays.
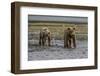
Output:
[[64, 27, 76, 48], [39, 27, 51, 46]]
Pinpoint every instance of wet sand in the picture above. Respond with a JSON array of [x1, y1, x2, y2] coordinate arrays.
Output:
[[28, 40, 88, 61]]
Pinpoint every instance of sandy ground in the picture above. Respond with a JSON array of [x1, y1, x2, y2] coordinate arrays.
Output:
[[28, 40, 88, 61]]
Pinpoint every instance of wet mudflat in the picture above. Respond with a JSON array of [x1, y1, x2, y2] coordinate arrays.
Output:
[[28, 40, 88, 61]]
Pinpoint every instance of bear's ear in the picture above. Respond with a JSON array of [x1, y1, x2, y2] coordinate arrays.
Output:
[[74, 28, 76, 30]]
